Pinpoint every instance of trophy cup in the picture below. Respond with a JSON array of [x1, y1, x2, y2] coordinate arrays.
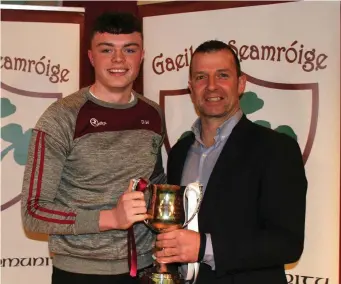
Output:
[[132, 179, 203, 284]]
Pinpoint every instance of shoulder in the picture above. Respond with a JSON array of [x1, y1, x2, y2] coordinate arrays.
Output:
[[135, 91, 163, 116], [169, 131, 195, 155], [52, 87, 88, 113], [35, 87, 88, 131], [247, 119, 302, 155]]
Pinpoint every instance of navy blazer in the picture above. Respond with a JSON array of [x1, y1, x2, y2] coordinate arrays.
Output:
[[167, 115, 307, 284]]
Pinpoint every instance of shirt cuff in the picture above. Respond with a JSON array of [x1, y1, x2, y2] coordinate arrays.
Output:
[[202, 233, 216, 270]]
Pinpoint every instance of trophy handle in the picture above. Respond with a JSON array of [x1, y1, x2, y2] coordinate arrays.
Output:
[[132, 179, 159, 232], [182, 182, 203, 228], [142, 184, 162, 234]]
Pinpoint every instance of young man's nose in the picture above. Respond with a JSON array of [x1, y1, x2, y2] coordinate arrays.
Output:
[[111, 50, 125, 63]]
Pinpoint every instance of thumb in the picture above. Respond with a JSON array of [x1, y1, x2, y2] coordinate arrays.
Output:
[[126, 179, 135, 193]]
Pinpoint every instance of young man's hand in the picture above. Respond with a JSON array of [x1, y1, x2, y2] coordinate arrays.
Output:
[[99, 180, 148, 231]]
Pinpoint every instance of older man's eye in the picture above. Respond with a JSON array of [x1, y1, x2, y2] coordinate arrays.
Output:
[[196, 75, 206, 80], [218, 73, 229, 78]]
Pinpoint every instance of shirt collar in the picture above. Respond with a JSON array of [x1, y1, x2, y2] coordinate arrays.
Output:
[[89, 90, 135, 103], [191, 109, 243, 146]]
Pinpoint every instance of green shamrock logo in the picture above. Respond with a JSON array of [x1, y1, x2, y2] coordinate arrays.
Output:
[[240, 91, 297, 140], [1, 98, 32, 165]]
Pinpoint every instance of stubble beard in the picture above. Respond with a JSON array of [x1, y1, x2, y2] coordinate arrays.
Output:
[[197, 103, 240, 122], [201, 110, 229, 119], [197, 103, 230, 119]]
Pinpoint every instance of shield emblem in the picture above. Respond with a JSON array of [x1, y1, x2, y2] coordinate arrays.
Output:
[[159, 72, 318, 165], [1, 82, 62, 211]]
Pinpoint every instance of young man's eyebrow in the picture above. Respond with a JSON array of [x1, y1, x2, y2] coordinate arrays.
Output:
[[96, 42, 113, 47], [96, 42, 141, 48]]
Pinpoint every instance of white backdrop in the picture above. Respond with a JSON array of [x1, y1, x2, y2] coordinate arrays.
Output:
[[143, 1, 340, 283], [1, 6, 83, 284]]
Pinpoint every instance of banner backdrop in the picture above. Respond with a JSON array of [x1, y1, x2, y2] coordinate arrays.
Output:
[[142, 1, 340, 283], [1, 5, 84, 284]]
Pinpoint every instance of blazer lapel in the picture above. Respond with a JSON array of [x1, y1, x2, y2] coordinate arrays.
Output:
[[200, 116, 252, 211], [168, 133, 195, 185]]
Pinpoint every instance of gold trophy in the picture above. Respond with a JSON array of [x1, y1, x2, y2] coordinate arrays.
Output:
[[133, 179, 203, 284]]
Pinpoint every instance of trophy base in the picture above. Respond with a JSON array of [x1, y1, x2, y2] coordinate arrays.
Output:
[[139, 266, 185, 284]]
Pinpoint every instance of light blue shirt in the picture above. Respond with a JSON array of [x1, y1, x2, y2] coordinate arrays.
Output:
[[181, 110, 243, 270]]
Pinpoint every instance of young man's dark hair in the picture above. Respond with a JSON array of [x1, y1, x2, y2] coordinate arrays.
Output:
[[91, 12, 142, 38]]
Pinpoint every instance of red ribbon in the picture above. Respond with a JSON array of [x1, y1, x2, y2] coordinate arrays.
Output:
[[136, 178, 149, 192], [128, 178, 149, 277]]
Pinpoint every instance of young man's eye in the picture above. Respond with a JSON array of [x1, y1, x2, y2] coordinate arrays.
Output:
[[125, 48, 137, 54], [101, 49, 112, 53]]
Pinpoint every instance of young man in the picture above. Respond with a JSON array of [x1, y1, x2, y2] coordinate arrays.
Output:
[[21, 12, 166, 284], [155, 40, 307, 284]]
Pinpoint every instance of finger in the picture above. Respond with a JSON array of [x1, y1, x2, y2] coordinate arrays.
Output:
[[126, 179, 134, 193], [145, 213, 153, 219], [131, 214, 150, 223], [132, 199, 146, 208], [131, 207, 147, 215], [156, 232, 176, 241], [156, 256, 179, 264], [156, 247, 177, 257], [123, 199, 146, 209], [121, 191, 144, 201], [155, 239, 177, 249], [162, 225, 180, 233], [155, 248, 168, 258]]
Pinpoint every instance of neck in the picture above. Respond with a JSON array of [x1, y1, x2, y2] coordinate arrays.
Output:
[[90, 82, 133, 104], [200, 109, 239, 147], [200, 120, 219, 147]]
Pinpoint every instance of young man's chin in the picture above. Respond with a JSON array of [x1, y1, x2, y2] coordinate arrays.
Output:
[[107, 82, 133, 91]]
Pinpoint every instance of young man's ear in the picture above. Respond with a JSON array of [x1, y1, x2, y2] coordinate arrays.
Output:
[[141, 50, 145, 64], [88, 50, 94, 67]]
